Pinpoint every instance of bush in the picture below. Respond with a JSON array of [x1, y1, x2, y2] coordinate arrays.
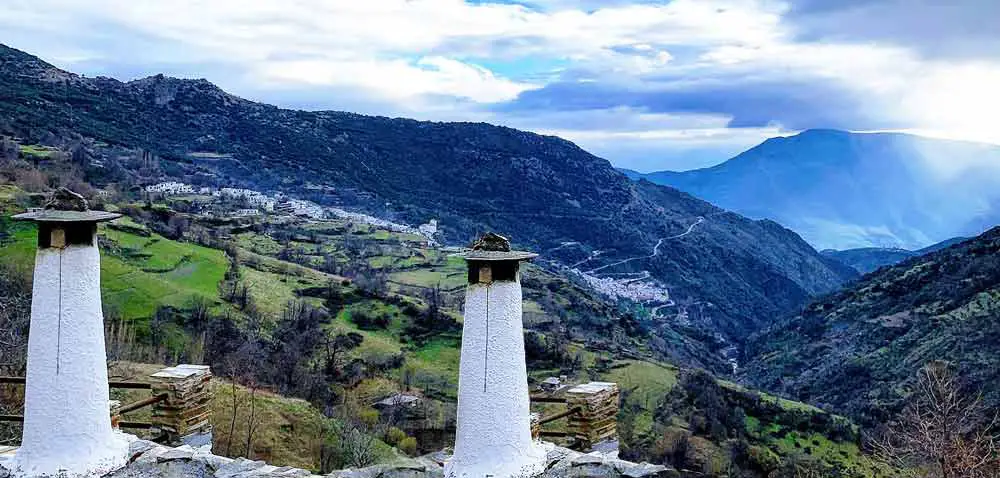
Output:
[[352, 310, 391, 330], [399, 437, 418, 456], [384, 426, 407, 446]]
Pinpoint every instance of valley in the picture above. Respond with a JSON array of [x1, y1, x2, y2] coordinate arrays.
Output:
[[1, 41, 998, 477], [0, 43, 856, 350], [0, 181, 875, 475]]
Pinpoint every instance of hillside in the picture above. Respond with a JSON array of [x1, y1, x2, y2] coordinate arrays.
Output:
[[742, 227, 1000, 425], [0, 186, 878, 476], [627, 129, 1000, 250], [821, 236, 968, 274], [0, 43, 855, 343]]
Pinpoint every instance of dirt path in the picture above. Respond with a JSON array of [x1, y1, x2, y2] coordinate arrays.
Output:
[[587, 216, 704, 274]]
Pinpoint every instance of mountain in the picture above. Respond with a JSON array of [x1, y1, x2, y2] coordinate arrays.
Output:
[[0, 44, 855, 344], [742, 227, 1000, 425], [820, 247, 914, 275], [627, 129, 1000, 250], [821, 236, 969, 274]]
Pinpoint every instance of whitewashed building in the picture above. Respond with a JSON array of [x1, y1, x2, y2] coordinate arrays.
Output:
[[215, 188, 275, 211], [145, 182, 194, 195], [10, 189, 129, 477], [446, 233, 545, 478]]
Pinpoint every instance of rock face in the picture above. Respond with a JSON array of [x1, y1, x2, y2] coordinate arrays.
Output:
[[102, 440, 316, 478], [39, 441, 694, 478]]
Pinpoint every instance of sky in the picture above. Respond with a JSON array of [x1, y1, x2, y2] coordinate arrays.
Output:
[[2, 0, 1000, 172]]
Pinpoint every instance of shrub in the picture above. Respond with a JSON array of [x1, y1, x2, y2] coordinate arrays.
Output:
[[352, 310, 391, 330], [398, 437, 418, 456], [384, 427, 407, 446]]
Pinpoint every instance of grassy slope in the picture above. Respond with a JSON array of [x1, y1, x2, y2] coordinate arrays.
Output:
[[101, 224, 228, 319], [0, 186, 877, 474], [0, 217, 227, 324], [107, 363, 394, 472]]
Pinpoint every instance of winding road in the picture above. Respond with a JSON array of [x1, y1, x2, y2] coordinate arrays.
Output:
[[586, 216, 704, 274]]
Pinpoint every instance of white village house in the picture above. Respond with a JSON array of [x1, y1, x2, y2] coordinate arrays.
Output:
[[144, 181, 195, 195]]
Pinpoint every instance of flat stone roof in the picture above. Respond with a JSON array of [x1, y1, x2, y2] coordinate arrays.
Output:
[[13, 209, 121, 223], [566, 382, 617, 394]]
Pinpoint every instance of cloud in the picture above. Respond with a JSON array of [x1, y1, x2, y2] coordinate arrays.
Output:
[[786, 0, 1000, 59], [0, 0, 998, 171], [255, 56, 536, 103]]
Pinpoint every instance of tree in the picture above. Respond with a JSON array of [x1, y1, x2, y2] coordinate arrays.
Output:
[[70, 145, 89, 167], [322, 332, 365, 381], [870, 361, 1000, 478], [0, 138, 18, 163], [167, 215, 189, 239], [0, 263, 30, 444]]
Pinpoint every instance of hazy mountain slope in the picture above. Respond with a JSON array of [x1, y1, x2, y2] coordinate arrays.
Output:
[[743, 227, 1000, 425], [820, 247, 914, 274], [821, 236, 969, 274], [0, 44, 854, 340], [629, 129, 1000, 250]]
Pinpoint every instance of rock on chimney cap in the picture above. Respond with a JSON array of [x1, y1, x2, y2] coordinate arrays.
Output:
[[455, 232, 538, 261], [13, 188, 121, 223]]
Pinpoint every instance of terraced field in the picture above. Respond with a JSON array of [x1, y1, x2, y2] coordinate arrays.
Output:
[[0, 187, 884, 475]]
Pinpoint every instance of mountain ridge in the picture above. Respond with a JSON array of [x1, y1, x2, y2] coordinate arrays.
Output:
[[821, 236, 969, 274], [625, 129, 1000, 250], [0, 43, 854, 346]]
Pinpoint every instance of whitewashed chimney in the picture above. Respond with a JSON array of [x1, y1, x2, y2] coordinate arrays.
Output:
[[446, 233, 545, 478], [11, 189, 129, 477]]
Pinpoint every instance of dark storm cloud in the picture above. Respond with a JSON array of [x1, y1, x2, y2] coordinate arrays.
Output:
[[497, 74, 894, 131], [785, 0, 1000, 59]]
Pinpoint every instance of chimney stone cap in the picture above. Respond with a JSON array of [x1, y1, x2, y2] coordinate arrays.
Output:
[[454, 232, 538, 261], [13, 187, 120, 223]]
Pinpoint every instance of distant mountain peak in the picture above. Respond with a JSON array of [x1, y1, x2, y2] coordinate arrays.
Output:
[[627, 130, 1000, 250]]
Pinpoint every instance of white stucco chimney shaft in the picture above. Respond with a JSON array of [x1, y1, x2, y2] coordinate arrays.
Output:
[[446, 233, 545, 478], [11, 189, 128, 477]]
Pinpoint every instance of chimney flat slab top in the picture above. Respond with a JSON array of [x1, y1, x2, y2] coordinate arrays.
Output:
[[151, 364, 210, 379], [13, 210, 121, 223], [566, 382, 618, 394], [453, 250, 538, 261]]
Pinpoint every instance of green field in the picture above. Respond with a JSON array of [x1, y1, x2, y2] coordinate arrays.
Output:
[[0, 217, 228, 321], [239, 265, 324, 317], [18, 144, 58, 158], [100, 226, 228, 319]]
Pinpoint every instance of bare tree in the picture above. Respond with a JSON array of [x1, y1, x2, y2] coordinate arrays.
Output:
[[0, 262, 31, 374], [244, 378, 260, 458], [869, 361, 1000, 478], [0, 262, 31, 444]]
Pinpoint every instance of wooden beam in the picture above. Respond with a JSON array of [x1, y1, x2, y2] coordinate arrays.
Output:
[[119, 421, 154, 429], [530, 395, 568, 404], [109, 381, 153, 390], [0, 377, 152, 390], [538, 406, 581, 426], [119, 394, 167, 415]]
